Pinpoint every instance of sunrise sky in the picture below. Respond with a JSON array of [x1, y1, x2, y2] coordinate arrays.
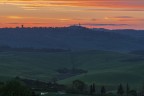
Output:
[[0, 0, 144, 29]]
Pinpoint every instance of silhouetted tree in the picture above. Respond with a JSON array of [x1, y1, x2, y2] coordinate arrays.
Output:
[[129, 90, 137, 96], [0, 80, 33, 96], [126, 83, 130, 96], [32, 91, 37, 96], [117, 84, 124, 96], [90, 85, 93, 95], [72, 80, 86, 94], [90, 83, 96, 95], [140, 83, 144, 96], [92, 83, 96, 93], [0, 81, 4, 88], [101, 86, 106, 95]]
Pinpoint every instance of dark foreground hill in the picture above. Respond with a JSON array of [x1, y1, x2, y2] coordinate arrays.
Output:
[[0, 26, 144, 52]]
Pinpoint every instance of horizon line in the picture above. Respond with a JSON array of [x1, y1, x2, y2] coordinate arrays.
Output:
[[0, 25, 143, 31]]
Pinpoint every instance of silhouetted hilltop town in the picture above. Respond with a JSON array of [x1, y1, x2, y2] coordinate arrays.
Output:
[[0, 25, 144, 52]]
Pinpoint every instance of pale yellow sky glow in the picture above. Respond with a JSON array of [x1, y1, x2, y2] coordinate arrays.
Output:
[[0, 0, 144, 29]]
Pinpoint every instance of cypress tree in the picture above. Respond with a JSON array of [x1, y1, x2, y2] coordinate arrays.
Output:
[[126, 83, 130, 96], [92, 83, 96, 93], [117, 84, 124, 96], [90, 83, 96, 95], [101, 86, 106, 95], [90, 85, 93, 95]]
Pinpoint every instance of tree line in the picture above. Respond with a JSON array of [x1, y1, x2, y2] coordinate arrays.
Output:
[[65, 80, 144, 96], [0, 78, 144, 96]]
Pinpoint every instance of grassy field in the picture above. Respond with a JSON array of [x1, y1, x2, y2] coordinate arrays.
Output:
[[0, 50, 144, 88]]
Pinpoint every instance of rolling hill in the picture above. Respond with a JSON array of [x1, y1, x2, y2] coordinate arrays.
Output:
[[0, 50, 144, 89], [0, 26, 144, 52]]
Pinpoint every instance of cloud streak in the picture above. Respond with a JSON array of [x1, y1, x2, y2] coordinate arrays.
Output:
[[82, 23, 129, 26], [0, 0, 144, 10]]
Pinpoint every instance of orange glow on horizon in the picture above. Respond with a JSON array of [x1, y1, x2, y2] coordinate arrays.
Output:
[[0, 0, 144, 29]]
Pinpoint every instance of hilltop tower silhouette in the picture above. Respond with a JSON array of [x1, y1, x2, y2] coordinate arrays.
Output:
[[21, 25, 24, 28]]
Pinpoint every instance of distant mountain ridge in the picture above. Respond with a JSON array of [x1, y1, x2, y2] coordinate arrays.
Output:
[[0, 26, 144, 52]]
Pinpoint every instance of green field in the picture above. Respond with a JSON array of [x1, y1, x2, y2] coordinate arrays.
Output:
[[0, 50, 144, 88]]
